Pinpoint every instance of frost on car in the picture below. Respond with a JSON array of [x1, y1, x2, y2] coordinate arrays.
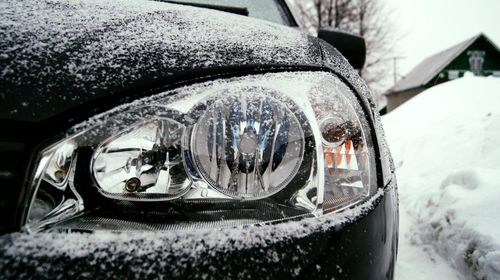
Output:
[[0, 0, 398, 279]]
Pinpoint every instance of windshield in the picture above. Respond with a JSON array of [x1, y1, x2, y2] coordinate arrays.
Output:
[[166, 0, 291, 25]]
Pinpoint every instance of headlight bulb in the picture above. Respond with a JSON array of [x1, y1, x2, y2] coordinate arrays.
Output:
[[92, 119, 191, 200]]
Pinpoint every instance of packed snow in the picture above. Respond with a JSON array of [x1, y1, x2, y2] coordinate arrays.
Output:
[[383, 75, 500, 279]]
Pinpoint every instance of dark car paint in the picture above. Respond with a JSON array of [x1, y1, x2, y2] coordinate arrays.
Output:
[[0, 3, 320, 124], [0, 0, 398, 279]]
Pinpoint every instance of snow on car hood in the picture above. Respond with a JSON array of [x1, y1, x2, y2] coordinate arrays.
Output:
[[0, 0, 323, 122]]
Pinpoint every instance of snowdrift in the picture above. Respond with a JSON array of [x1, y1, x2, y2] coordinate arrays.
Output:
[[384, 76, 500, 279]]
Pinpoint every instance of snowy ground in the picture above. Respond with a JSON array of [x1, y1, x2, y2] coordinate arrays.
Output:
[[383, 75, 500, 279]]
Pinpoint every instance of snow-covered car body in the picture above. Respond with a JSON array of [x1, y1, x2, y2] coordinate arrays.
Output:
[[0, 0, 397, 279]]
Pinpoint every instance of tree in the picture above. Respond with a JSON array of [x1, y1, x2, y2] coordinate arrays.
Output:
[[293, 0, 396, 97]]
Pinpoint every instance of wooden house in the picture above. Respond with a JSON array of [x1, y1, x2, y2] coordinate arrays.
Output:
[[385, 33, 500, 112]]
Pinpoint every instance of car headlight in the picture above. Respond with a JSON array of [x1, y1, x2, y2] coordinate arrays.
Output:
[[24, 72, 377, 232]]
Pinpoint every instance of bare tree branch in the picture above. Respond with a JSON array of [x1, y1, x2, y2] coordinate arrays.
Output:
[[294, 0, 398, 98]]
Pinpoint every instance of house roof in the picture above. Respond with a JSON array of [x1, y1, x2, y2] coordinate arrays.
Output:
[[390, 33, 485, 93]]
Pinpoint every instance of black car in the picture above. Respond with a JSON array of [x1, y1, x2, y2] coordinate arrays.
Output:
[[0, 0, 398, 279]]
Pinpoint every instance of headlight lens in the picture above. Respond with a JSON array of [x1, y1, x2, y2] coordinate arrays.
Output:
[[25, 72, 376, 232], [190, 92, 305, 199], [315, 90, 373, 213]]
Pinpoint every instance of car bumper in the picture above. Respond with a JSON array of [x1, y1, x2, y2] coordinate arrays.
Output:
[[0, 180, 397, 280]]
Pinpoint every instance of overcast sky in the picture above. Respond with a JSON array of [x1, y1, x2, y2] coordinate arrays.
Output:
[[382, 0, 500, 81]]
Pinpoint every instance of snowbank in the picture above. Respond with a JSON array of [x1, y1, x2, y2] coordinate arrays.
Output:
[[384, 76, 500, 279]]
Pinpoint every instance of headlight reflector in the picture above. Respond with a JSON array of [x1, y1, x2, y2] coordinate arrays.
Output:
[[190, 92, 305, 199], [310, 82, 373, 213], [92, 119, 190, 200]]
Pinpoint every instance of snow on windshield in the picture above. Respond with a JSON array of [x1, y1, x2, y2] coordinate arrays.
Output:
[[164, 0, 291, 25], [384, 76, 500, 279]]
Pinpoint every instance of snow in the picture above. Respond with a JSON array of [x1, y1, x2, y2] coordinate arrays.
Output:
[[383, 76, 500, 279]]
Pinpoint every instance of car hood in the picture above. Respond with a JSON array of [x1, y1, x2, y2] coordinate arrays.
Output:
[[0, 0, 323, 124]]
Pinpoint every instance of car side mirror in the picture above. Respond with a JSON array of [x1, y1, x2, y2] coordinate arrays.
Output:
[[318, 29, 366, 69]]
